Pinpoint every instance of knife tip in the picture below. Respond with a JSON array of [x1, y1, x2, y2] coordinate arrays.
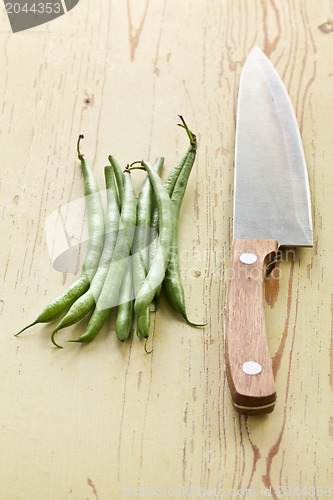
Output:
[[250, 46, 265, 58]]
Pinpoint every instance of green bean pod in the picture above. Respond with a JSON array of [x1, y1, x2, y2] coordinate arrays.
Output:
[[15, 136, 104, 337], [163, 119, 205, 326], [132, 157, 164, 339], [131, 161, 174, 318], [109, 155, 124, 204], [149, 143, 195, 309], [115, 258, 134, 341], [136, 308, 150, 340], [149, 149, 189, 264], [50, 166, 120, 347], [69, 170, 136, 343], [115, 160, 136, 342]]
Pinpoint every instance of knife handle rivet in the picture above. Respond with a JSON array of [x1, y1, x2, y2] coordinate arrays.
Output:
[[240, 252, 257, 265], [242, 361, 262, 375]]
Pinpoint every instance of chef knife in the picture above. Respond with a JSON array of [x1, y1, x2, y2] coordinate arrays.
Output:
[[225, 47, 313, 415]]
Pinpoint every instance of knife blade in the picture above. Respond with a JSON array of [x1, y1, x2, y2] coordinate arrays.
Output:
[[225, 47, 313, 415]]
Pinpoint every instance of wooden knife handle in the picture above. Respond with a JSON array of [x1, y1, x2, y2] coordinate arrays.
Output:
[[225, 238, 278, 415]]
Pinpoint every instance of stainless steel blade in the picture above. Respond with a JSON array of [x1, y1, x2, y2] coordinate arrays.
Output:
[[234, 47, 313, 247]]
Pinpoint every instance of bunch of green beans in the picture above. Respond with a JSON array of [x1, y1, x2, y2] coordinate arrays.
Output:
[[15, 117, 205, 349]]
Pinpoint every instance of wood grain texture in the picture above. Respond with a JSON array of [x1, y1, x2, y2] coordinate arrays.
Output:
[[225, 239, 278, 414], [0, 1, 332, 499]]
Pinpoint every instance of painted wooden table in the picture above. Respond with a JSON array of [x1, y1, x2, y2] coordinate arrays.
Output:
[[1, 1, 332, 499]]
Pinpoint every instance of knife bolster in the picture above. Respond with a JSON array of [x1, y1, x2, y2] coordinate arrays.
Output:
[[225, 238, 278, 415]]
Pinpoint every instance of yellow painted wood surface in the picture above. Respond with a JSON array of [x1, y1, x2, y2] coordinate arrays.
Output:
[[0, 1, 332, 499]]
